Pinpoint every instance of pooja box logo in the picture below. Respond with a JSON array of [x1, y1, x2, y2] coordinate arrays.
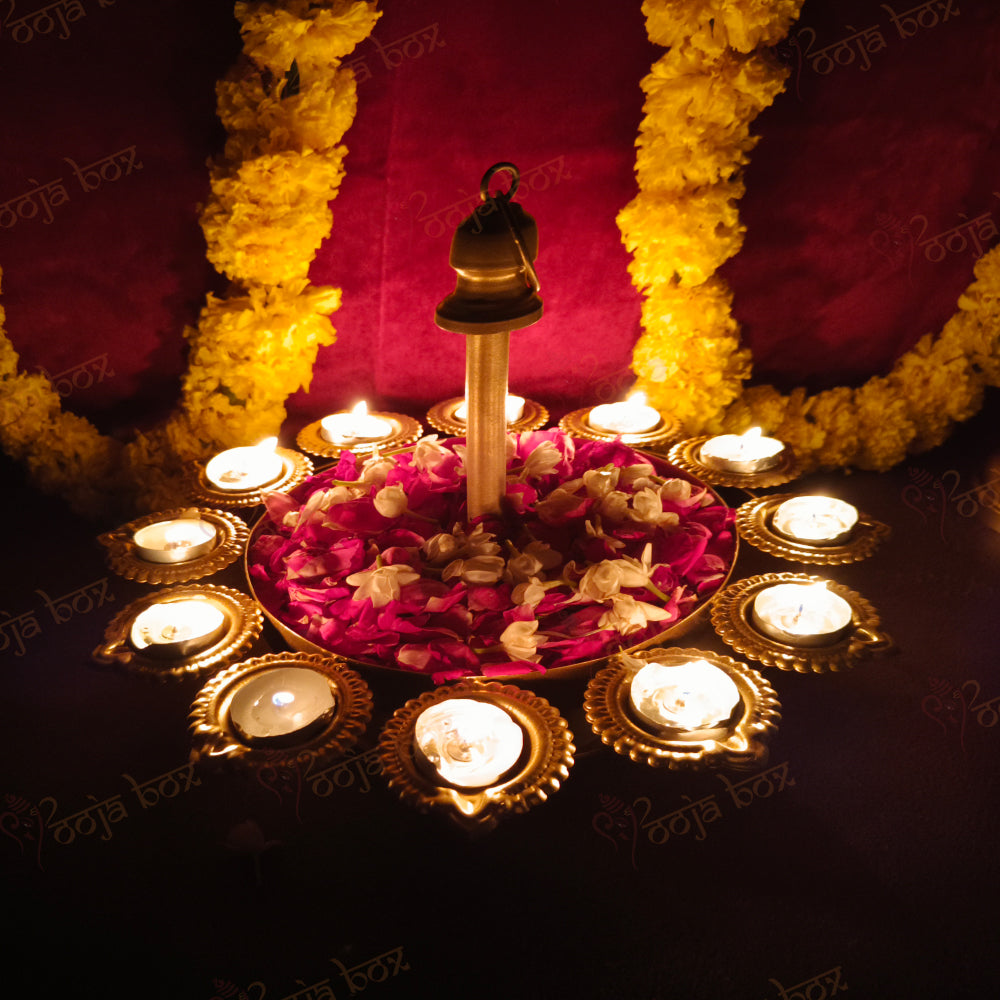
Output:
[[0, 0, 118, 46], [0, 145, 142, 232], [593, 760, 795, 869], [764, 965, 847, 1000], [792, 0, 959, 79], [37, 352, 114, 399], [2, 575, 113, 658]]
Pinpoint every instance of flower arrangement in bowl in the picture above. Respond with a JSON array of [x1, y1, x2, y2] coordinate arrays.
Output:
[[247, 430, 737, 683]]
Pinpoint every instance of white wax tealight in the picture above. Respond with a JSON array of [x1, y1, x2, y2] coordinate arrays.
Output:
[[454, 394, 526, 425], [629, 659, 741, 734], [132, 516, 217, 564], [229, 667, 336, 743], [414, 698, 524, 789], [129, 599, 227, 658], [700, 427, 785, 474], [588, 392, 661, 435], [320, 401, 394, 444], [751, 582, 853, 647], [204, 438, 283, 492], [771, 496, 859, 546]]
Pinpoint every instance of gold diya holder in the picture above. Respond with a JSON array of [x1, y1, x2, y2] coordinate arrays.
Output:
[[710, 572, 893, 674], [559, 405, 682, 451], [99, 506, 250, 584], [377, 681, 575, 833], [668, 436, 801, 489], [189, 652, 373, 773], [296, 412, 422, 460], [425, 395, 548, 436], [189, 446, 313, 509], [584, 648, 780, 771], [735, 494, 891, 565], [91, 584, 263, 680]]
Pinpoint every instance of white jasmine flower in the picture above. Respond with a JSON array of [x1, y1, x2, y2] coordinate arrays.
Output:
[[345, 563, 419, 607], [373, 483, 409, 518], [442, 555, 506, 584], [629, 488, 680, 527], [412, 435, 454, 473], [422, 531, 462, 564], [512, 577, 548, 608], [499, 619, 543, 662], [576, 560, 626, 602], [582, 466, 620, 498], [521, 439, 564, 479], [598, 594, 671, 635], [358, 453, 397, 487]]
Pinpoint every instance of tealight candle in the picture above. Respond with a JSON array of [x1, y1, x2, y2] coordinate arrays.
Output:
[[454, 394, 525, 425], [629, 659, 742, 734], [320, 401, 394, 444], [771, 496, 859, 546], [700, 427, 785, 474], [588, 392, 661, 435], [414, 698, 524, 789], [129, 599, 228, 658], [751, 582, 853, 646], [204, 438, 284, 492], [229, 667, 336, 743], [132, 516, 217, 564]]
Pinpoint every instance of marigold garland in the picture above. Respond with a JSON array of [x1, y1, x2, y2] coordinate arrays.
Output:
[[0, 0, 380, 517], [621, 0, 1000, 472]]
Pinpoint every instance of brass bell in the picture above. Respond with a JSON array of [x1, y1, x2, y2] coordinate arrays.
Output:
[[435, 162, 543, 335]]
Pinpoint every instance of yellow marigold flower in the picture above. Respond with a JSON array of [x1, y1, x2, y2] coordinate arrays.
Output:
[[236, 1, 381, 76], [619, 185, 746, 288], [201, 148, 346, 284], [643, 0, 804, 55], [852, 378, 916, 471], [218, 68, 358, 160], [808, 386, 860, 470]]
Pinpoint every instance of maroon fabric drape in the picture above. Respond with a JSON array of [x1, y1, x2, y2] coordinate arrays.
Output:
[[1, 0, 997, 436]]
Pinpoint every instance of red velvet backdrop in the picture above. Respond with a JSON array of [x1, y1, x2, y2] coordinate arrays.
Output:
[[1, 0, 998, 441]]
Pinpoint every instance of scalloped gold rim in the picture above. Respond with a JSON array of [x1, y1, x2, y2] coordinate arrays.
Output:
[[735, 494, 891, 565], [98, 507, 251, 584], [188, 651, 373, 770], [584, 647, 781, 770], [243, 442, 740, 683], [710, 572, 893, 674], [668, 436, 801, 489], [558, 405, 681, 451], [424, 396, 549, 436], [91, 583, 264, 680], [188, 447, 313, 508], [295, 412, 423, 459], [376, 682, 575, 832]]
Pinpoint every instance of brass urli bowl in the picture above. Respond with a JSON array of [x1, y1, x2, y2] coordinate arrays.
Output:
[[244, 440, 739, 684]]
